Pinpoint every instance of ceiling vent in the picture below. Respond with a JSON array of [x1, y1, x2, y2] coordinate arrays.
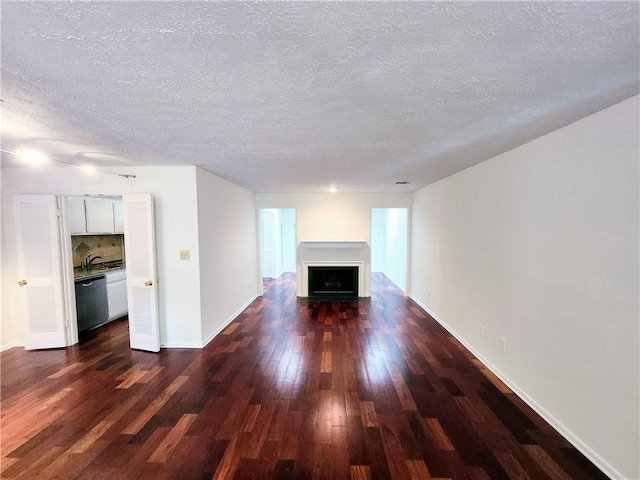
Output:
[[395, 181, 411, 185]]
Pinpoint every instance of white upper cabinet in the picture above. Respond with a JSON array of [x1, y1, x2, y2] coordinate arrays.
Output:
[[68, 197, 124, 234], [113, 199, 124, 233], [67, 197, 87, 234], [86, 198, 115, 233]]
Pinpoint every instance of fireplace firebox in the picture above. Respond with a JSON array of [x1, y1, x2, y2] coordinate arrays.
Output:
[[308, 266, 359, 298]]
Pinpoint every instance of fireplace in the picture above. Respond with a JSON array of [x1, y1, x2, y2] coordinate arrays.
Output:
[[298, 241, 370, 297], [308, 266, 358, 297]]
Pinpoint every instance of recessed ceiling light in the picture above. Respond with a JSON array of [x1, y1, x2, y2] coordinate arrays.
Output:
[[81, 165, 97, 175], [16, 148, 46, 166], [327, 186, 338, 193]]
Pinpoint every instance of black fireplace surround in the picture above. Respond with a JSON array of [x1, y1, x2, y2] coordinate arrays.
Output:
[[308, 266, 358, 298]]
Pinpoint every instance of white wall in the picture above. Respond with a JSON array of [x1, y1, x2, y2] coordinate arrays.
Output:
[[370, 209, 386, 272], [255, 192, 412, 242], [196, 167, 258, 345], [410, 96, 639, 480], [1, 166, 203, 348], [0, 166, 7, 350], [279, 208, 297, 272]]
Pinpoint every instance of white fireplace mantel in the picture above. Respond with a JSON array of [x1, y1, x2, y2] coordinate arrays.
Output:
[[297, 241, 370, 297]]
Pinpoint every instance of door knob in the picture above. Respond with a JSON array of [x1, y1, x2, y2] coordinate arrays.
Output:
[[18, 279, 27, 286], [145, 280, 153, 286]]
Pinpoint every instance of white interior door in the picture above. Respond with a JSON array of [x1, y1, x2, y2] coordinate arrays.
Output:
[[14, 195, 67, 350], [123, 193, 160, 352]]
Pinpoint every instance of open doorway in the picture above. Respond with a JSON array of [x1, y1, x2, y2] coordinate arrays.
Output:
[[371, 208, 409, 292], [66, 195, 128, 344], [259, 208, 296, 285]]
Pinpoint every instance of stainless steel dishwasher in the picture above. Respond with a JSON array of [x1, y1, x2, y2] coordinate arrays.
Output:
[[75, 274, 109, 333]]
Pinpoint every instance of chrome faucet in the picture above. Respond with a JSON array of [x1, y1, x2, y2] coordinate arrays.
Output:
[[85, 255, 102, 268]]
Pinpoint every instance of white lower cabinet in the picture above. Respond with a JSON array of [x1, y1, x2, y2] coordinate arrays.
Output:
[[105, 270, 128, 320]]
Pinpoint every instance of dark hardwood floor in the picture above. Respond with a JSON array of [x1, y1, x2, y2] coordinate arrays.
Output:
[[1, 273, 606, 479]]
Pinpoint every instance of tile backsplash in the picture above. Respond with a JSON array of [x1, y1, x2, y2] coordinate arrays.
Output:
[[71, 234, 124, 267]]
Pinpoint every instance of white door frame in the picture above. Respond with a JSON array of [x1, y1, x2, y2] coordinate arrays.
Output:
[[58, 191, 131, 347], [60, 194, 129, 347], [60, 196, 80, 346]]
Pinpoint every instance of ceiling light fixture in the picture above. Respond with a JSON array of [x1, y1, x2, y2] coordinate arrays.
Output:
[[0, 148, 136, 179], [327, 186, 338, 193], [16, 148, 47, 166]]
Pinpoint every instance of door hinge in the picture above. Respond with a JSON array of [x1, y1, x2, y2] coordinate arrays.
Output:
[[56, 208, 62, 217]]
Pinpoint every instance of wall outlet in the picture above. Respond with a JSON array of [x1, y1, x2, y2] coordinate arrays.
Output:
[[426, 288, 431, 298], [481, 325, 485, 337], [499, 337, 507, 352], [179, 250, 190, 260]]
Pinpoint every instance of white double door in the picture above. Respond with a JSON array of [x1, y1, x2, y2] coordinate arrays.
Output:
[[14, 193, 161, 352]]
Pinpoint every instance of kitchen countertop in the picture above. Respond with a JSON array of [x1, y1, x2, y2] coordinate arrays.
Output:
[[74, 264, 125, 280]]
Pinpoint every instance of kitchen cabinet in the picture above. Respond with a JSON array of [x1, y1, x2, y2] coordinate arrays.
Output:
[[86, 198, 115, 233], [113, 200, 124, 233], [67, 197, 124, 234], [105, 269, 128, 320], [68, 197, 88, 234]]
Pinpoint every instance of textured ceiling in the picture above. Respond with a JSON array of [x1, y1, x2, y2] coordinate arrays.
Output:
[[1, 2, 638, 192]]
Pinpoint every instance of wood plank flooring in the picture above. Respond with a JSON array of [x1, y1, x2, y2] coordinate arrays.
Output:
[[1, 273, 607, 479]]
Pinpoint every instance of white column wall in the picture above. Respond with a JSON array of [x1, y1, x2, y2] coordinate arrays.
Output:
[[279, 209, 297, 273], [196, 167, 258, 346], [370, 209, 387, 272]]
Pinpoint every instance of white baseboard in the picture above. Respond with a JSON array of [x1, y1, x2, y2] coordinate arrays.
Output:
[[160, 342, 203, 349], [201, 294, 259, 348], [410, 295, 622, 480], [1, 343, 20, 352]]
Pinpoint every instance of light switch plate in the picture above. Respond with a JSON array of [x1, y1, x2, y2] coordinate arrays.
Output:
[[179, 250, 190, 260]]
